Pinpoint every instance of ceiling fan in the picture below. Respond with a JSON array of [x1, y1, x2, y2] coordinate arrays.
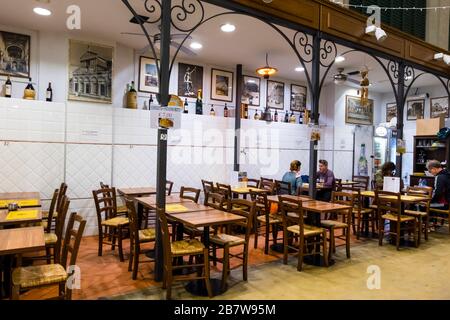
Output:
[[333, 68, 361, 85]]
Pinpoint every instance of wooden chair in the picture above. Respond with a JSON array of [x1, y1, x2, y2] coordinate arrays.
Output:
[[261, 177, 274, 184], [251, 191, 281, 254], [92, 188, 129, 262], [43, 195, 70, 264], [41, 189, 59, 232], [275, 180, 292, 195], [166, 181, 174, 196], [260, 179, 276, 195], [11, 212, 86, 300], [100, 182, 128, 216], [43, 182, 68, 230], [297, 185, 310, 196], [158, 208, 212, 299], [321, 192, 352, 260], [216, 183, 233, 200], [343, 186, 376, 239], [352, 175, 370, 190], [377, 190, 418, 250], [334, 179, 343, 192], [204, 191, 229, 211], [405, 186, 432, 243], [246, 178, 260, 188], [201, 180, 216, 195], [429, 205, 450, 234], [209, 199, 256, 292], [279, 196, 328, 271], [180, 187, 201, 203], [125, 199, 155, 280]]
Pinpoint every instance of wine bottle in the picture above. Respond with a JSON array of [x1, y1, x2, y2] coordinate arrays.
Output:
[[46, 82, 53, 102], [299, 111, 303, 124], [289, 111, 296, 123], [184, 98, 189, 114], [126, 81, 137, 109], [195, 89, 203, 115], [358, 143, 368, 176], [224, 103, 229, 118], [243, 103, 248, 119], [274, 110, 278, 122], [24, 77, 35, 100], [5, 75, 12, 98], [284, 111, 289, 123], [149, 94, 154, 108], [254, 109, 260, 120], [210, 104, 216, 116]]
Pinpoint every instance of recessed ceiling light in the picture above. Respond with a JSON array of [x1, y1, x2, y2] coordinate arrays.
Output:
[[190, 42, 203, 50], [221, 23, 236, 33], [335, 56, 346, 63], [33, 7, 52, 16], [295, 67, 305, 72]]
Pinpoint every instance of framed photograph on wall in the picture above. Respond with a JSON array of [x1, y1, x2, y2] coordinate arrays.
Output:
[[210, 68, 233, 102], [386, 102, 397, 122], [138, 56, 159, 93], [242, 75, 260, 106], [178, 62, 203, 98], [430, 96, 449, 118], [266, 80, 285, 110], [0, 30, 30, 78], [68, 39, 113, 104], [290, 84, 307, 112], [407, 99, 425, 121], [345, 95, 374, 125]]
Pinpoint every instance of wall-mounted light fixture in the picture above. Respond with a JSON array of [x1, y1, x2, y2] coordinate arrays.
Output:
[[434, 53, 450, 65], [365, 5, 387, 42]]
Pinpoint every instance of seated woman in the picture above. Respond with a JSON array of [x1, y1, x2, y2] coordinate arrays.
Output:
[[282, 160, 303, 195], [374, 162, 404, 190]]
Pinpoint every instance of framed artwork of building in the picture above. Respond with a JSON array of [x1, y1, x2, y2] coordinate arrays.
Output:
[[430, 96, 449, 118], [407, 99, 425, 121], [68, 40, 113, 104], [0, 30, 30, 78], [266, 80, 284, 110], [290, 84, 307, 112], [345, 95, 373, 125]]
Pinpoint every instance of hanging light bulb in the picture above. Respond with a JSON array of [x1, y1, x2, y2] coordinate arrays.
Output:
[[256, 53, 278, 79]]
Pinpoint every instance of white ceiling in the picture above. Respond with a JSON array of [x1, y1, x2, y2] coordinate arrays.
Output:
[[0, 0, 444, 93]]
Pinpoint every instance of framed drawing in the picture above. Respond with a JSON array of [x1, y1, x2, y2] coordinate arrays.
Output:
[[290, 84, 307, 112], [178, 62, 203, 98], [68, 40, 113, 104], [266, 80, 284, 110], [0, 30, 30, 78], [138, 56, 159, 93], [430, 96, 449, 118], [211, 68, 233, 102], [407, 99, 425, 121], [345, 95, 373, 125], [386, 102, 397, 122], [242, 75, 260, 106]]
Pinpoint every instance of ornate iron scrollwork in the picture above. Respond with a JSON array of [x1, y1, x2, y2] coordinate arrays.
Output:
[[293, 31, 313, 63], [387, 60, 399, 83], [319, 40, 337, 67], [144, 0, 162, 24], [404, 65, 415, 84], [171, 0, 205, 32]]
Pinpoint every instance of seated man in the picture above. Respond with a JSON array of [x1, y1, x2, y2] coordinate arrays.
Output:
[[427, 160, 450, 210], [316, 159, 335, 202]]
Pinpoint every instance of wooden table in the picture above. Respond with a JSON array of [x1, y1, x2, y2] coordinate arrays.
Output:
[[360, 191, 428, 203], [166, 209, 246, 297], [301, 183, 326, 190], [0, 192, 41, 209], [231, 187, 268, 195], [267, 195, 313, 204], [135, 195, 190, 208], [0, 208, 42, 227], [341, 181, 360, 186], [117, 187, 157, 197]]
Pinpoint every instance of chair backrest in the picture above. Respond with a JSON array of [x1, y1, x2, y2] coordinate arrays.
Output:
[[204, 192, 229, 211], [166, 181, 174, 196], [60, 212, 86, 269], [216, 183, 233, 199], [180, 186, 201, 203], [46, 189, 59, 231], [279, 196, 304, 231], [334, 179, 343, 192], [54, 195, 71, 264], [260, 179, 276, 195], [352, 175, 370, 190], [246, 178, 260, 188], [125, 198, 140, 246], [228, 199, 256, 242], [157, 208, 172, 263], [296, 185, 310, 196], [201, 180, 216, 195], [275, 180, 291, 195], [92, 188, 117, 224], [56, 183, 68, 213], [249, 190, 269, 214], [331, 191, 355, 207], [261, 177, 274, 184], [407, 186, 432, 198], [375, 190, 402, 221]]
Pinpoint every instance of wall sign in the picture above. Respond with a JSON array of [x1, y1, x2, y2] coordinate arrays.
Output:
[[150, 106, 181, 129]]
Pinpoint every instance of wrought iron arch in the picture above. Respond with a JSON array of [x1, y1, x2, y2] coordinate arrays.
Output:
[[404, 71, 450, 102]]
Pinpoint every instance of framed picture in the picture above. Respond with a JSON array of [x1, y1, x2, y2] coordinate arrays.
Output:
[[290, 84, 307, 112], [138, 56, 159, 93], [407, 99, 425, 121], [430, 96, 449, 119], [211, 68, 233, 102], [266, 80, 285, 110], [178, 62, 203, 98], [68, 40, 113, 104], [386, 102, 397, 122], [345, 95, 374, 125], [0, 30, 31, 78], [242, 75, 260, 106]]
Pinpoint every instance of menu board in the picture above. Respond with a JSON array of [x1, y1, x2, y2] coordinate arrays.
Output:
[[383, 177, 400, 193]]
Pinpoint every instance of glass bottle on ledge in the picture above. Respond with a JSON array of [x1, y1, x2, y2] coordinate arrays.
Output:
[[195, 89, 203, 115], [210, 104, 216, 116], [254, 109, 261, 120], [289, 111, 296, 123], [299, 111, 304, 124], [149, 94, 154, 108], [358, 143, 368, 176], [126, 81, 137, 109], [5, 75, 12, 98], [46, 82, 53, 102], [284, 111, 289, 123], [184, 98, 189, 114], [274, 109, 278, 122], [224, 103, 229, 118], [24, 77, 35, 100]]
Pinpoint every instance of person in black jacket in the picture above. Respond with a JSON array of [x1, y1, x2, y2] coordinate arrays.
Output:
[[427, 160, 450, 209]]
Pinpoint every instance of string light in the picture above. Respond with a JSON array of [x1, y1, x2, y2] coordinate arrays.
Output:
[[329, 0, 450, 11]]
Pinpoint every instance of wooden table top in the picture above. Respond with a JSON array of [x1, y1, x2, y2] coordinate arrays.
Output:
[[135, 195, 190, 207], [167, 209, 246, 228], [267, 195, 313, 203], [301, 201, 352, 213], [301, 183, 326, 190], [0, 192, 41, 209], [0, 226, 45, 256], [232, 187, 268, 194], [117, 187, 157, 197], [360, 191, 428, 203], [0, 208, 42, 227], [341, 181, 360, 185], [165, 203, 214, 214]]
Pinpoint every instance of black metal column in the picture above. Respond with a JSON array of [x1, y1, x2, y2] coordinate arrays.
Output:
[[234, 64, 243, 172], [395, 62, 405, 178], [154, 0, 171, 282], [309, 34, 321, 199]]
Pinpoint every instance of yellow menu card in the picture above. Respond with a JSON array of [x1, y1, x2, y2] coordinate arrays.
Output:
[[165, 204, 188, 212], [5, 210, 39, 221], [0, 199, 39, 208]]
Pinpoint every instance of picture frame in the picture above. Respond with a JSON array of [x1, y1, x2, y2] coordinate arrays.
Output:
[[242, 75, 261, 106], [430, 96, 449, 119], [407, 99, 425, 121], [138, 56, 159, 94], [0, 30, 31, 78], [266, 80, 285, 110], [210, 68, 233, 102], [345, 95, 374, 125], [178, 62, 203, 98], [290, 84, 307, 112], [386, 102, 397, 122], [68, 39, 113, 104]]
